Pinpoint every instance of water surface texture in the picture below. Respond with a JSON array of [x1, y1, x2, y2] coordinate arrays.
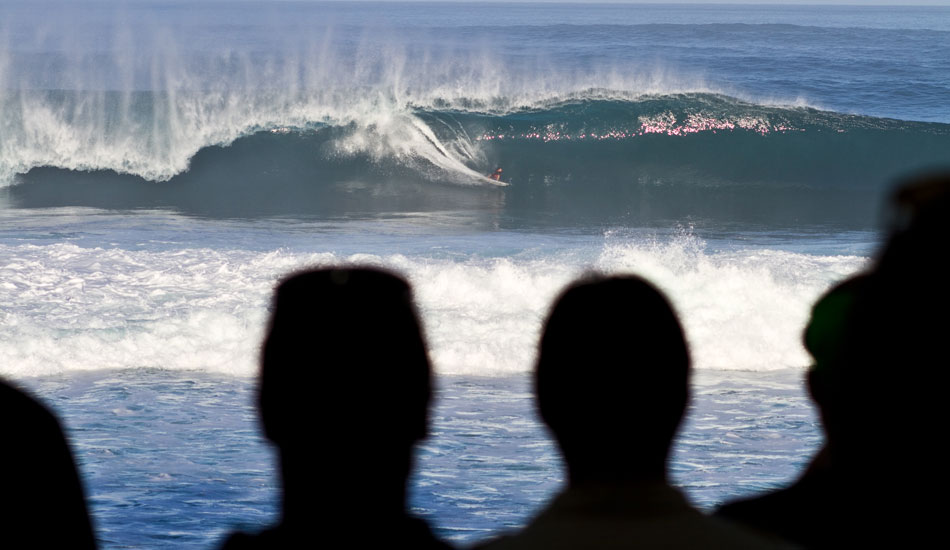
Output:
[[2, 2, 947, 548]]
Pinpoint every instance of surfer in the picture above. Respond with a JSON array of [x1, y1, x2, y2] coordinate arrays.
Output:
[[489, 168, 503, 181]]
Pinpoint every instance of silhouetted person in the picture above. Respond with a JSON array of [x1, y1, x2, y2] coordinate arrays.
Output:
[[478, 275, 791, 549], [715, 275, 868, 548], [718, 172, 950, 547], [220, 267, 450, 549], [826, 172, 949, 545], [0, 377, 97, 549]]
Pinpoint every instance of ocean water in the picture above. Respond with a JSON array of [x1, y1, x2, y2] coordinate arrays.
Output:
[[1, 1, 948, 548]]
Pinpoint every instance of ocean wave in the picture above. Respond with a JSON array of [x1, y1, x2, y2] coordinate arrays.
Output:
[[6, 94, 948, 225]]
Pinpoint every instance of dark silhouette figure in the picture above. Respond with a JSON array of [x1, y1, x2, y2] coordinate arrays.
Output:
[[0, 377, 97, 549], [220, 267, 450, 549], [478, 275, 791, 549], [826, 172, 949, 546], [717, 172, 950, 547], [715, 275, 868, 548]]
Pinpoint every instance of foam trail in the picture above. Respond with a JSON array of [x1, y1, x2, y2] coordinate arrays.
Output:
[[408, 117, 507, 186]]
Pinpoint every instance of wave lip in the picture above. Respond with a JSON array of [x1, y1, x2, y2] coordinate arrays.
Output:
[[0, 86, 521, 188]]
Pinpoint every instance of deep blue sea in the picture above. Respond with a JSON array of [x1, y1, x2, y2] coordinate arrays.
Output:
[[1, 1, 948, 548]]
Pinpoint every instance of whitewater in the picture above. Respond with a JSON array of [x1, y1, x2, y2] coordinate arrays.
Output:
[[1, 2, 949, 548]]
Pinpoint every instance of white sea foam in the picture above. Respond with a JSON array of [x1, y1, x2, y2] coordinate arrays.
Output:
[[0, 235, 867, 378]]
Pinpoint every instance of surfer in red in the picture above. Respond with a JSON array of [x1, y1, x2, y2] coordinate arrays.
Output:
[[489, 168, 503, 181]]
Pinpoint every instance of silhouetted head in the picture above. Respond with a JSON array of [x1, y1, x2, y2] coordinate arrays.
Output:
[[885, 171, 950, 237], [0, 379, 97, 549], [258, 267, 431, 469], [874, 172, 950, 296], [830, 173, 950, 473], [802, 274, 868, 444], [535, 274, 690, 483]]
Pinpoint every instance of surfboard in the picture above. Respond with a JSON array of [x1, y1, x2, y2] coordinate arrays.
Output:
[[480, 174, 509, 187]]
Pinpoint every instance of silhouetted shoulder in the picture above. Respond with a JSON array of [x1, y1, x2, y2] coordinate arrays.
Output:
[[0, 379, 97, 549], [475, 483, 796, 550], [221, 517, 452, 550], [715, 468, 834, 548]]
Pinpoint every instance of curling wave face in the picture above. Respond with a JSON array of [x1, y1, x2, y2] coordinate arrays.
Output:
[[6, 94, 950, 227]]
